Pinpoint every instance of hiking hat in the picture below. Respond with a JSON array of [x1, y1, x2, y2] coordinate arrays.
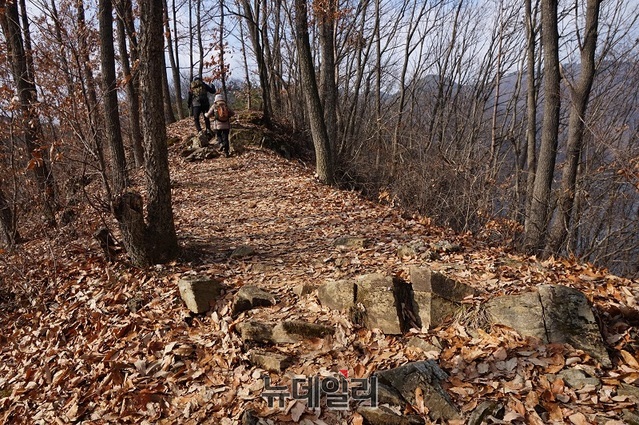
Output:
[[214, 94, 224, 102]]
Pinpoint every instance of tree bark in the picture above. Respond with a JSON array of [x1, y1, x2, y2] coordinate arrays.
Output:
[[163, 0, 185, 119], [240, 0, 273, 127], [524, 0, 561, 253], [524, 0, 539, 227], [99, 0, 128, 194], [294, 0, 335, 185], [116, 0, 144, 166], [545, 0, 601, 256], [140, 0, 179, 263], [0, 0, 57, 226], [318, 0, 338, 152]]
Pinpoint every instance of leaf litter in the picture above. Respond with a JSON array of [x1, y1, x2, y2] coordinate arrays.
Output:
[[0, 119, 638, 424]]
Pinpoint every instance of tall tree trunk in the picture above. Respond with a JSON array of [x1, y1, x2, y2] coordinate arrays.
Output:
[[161, 52, 177, 124], [524, 0, 561, 253], [318, 0, 337, 152], [0, 186, 19, 248], [240, 0, 272, 127], [545, 0, 602, 255], [524, 0, 539, 226], [0, 0, 57, 226], [294, 0, 334, 185], [99, 0, 128, 194], [76, 0, 109, 189], [115, 0, 179, 266], [163, 0, 185, 119], [116, 0, 144, 166], [219, 0, 228, 95]]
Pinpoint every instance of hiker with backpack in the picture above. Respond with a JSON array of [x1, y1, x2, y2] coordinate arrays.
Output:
[[187, 76, 216, 136], [206, 94, 235, 157]]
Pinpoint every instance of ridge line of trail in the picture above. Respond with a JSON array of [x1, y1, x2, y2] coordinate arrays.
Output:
[[169, 148, 431, 290]]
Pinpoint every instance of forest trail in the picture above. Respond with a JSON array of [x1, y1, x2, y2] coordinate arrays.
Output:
[[0, 118, 637, 424]]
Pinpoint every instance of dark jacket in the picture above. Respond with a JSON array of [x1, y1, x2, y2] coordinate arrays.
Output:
[[187, 79, 216, 108]]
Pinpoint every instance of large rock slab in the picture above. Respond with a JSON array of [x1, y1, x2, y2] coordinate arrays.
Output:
[[317, 279, 356, 311], [177, 275, 224, 313], [485, 291, 546, 340], [231, 285, 277, 317], [236, 320, 334, 344], [376, 360, 461, 422], [410, 267, 477, 329], [355, 274, 403, 335], [248, 350, 294, 372], [357, 406, 425, 425], [486, 284, 611, 367]]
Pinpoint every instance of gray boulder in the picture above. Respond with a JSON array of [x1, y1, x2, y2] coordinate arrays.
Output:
[[177, 275, 224, 313], [317, 279, 356, 311], [486, 285, 611, 367], [232, 285, 277, 317]]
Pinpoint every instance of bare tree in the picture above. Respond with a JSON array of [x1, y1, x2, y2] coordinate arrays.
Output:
[[99, 0, 128, 194], [113, 0, 179, 266], [115, 0, 144, 166], [294, 0, 334, 184], [0, 0, 57, 226], [545, 0, 602, 255], [524, 0, 561, 253]]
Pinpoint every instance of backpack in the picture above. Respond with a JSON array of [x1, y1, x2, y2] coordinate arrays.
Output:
[[214, 102, 230, 122], [190, 79, 203, 96]]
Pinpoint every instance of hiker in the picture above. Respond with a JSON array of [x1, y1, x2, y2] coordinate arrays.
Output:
[[206, 94, 235, 157], [187, 76, 216, 136]]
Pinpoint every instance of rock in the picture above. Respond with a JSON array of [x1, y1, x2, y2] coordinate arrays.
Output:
[[185, 146, 220, 161], [557, 368, 601, 390], [467, 401, 504, 425], [376, 360, 460, 421], [230, 245, 258, 259], [237, 320, 334, 344], [376, 382, 406, 406], [397, 244, 419, 258], [240, 409, 260, 425], [618, 383, 639, 402], [538, 285, 611, 368], [409, 267, 477, 329], [317, 279, 356, 311], [430, 240, 462, 253], [126, 296, 145, 313], [274, 320, 334, 341], [623, 409, 639, 425], [333, 236, 370, 249], [357, 406, 424, 425], [232, 285, 277, 317], [355, 274, 403, 335], [485, 291, 547, 340], [248, 350, 294, 372], [487, 285, 611, 367], [293, 283, 314, 297], [236, 321, 274, 343], [177, 275, 224, 314], [407, 337, 441, 355]]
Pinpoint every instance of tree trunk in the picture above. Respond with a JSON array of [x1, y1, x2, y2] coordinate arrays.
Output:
[[116, 0, 144, 166], [161, 52, 177, 124], [0, 0, 57, 226], [0, 187, 19, 248], [545, 0, 601, 256], [99, 0, 128, 194], [140, 0, 179, 264], [240, 0, 272, 127], [294, 0, 335, 185], [318, 0, 337, 152], [524, 0, 561, 253], [163, 0, 185, 119], [524, 0, 539, 227]]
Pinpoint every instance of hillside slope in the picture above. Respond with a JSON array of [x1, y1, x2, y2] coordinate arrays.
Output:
[[0, 118, 638, 424]]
